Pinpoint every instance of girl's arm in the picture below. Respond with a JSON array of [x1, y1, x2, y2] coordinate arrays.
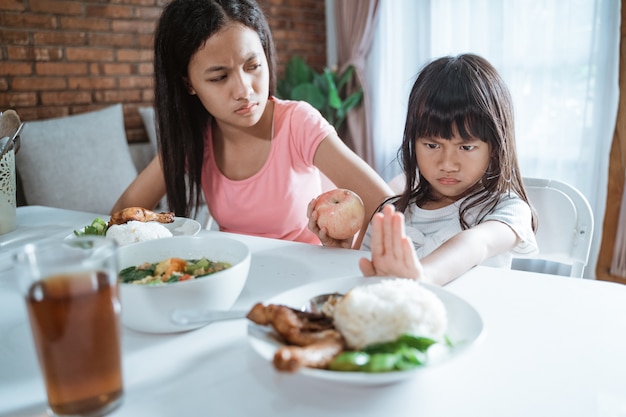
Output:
[[110, 155, 167, 214], [420, 220, 518, 285], [359, 204, 519, 286], [310, 133, 394, 249]]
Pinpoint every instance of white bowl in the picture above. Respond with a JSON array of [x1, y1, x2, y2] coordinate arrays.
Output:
[[117, 235, 251, 333]]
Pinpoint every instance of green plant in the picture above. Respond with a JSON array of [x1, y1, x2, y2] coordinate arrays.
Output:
[[276, 56, 363, 132]]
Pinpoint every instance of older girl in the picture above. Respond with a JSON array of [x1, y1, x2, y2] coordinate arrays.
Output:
[[113, 0, 392, 247]]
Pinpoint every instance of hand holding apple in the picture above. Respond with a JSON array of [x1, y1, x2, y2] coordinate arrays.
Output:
[[313, 189, 365, 240]]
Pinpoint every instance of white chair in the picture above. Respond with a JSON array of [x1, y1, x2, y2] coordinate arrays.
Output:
[[512, 177, 594, 278], [386, 174, 594, 278]]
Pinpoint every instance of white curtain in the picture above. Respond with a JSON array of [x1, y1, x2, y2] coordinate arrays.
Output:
[[366, 0, 621, 279]]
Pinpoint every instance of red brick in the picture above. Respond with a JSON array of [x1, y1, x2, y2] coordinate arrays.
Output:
[[0, 62, 34, 76], [66, 47, 115, 62], [117, 49, 153, 62], [119, 75, 153, 89], [136, 34, 154, 49], [127, 128, 149, 144], [68, 77, 117, 90], [17, 106, 70, 121], [112, 19, 156, 34], [93, 89, 142, 103], [60, 17, 110, 31], [29, 0, 83, 15], [0, 30, 30, 45], [141, 89, 154, 102], [7, 46, 63, 61], [0, 92, 38, 108], [137, 62, 153, 75], [99, 63, 133, 76], [86, 4, 133, 19], [70, 104, 118, 116], [36, 62, 88, 76], [34, 31, 87, 46], [88, 32, 137, 48], [0, 13, 57, 29], [12, 77, 68, 90], [135, 6, 163, 20], [0, 0, 25, 12], [127, 0, 159, 7], [40, 90, 92, 105]]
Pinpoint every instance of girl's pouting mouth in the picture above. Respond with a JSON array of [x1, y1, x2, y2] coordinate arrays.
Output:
[[436, 177, 461, 186], [235, 102, 258, 115]]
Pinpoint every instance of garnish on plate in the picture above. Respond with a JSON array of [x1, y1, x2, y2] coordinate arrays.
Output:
[[74, 217, 108, 237]]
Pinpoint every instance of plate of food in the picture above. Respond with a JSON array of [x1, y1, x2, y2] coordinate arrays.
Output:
[[247, 276, 483, 385], [69, 207, 202, 246]]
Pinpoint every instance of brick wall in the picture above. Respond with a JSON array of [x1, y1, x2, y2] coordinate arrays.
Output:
[[0, 0, 327, 144]]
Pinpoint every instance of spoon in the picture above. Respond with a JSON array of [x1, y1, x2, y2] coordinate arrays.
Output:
[[169, 292, 344, 326], [0, 122, 24, 161]]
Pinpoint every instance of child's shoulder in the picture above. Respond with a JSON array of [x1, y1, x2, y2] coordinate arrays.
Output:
[[489, 191, 533, 218]]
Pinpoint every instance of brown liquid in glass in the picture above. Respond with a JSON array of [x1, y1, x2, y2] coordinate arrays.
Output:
[[25, 271, 123, 416]]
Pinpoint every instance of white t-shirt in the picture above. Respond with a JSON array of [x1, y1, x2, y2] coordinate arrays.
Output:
[[361, 193, 538, 269]]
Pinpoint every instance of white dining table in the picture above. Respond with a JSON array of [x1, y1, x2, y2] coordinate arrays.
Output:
[[1, 205, 626, 417]]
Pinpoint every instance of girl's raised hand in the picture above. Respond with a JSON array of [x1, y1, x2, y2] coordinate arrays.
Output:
[[359, 204, 425, 280], [307, 198, 354, 249]]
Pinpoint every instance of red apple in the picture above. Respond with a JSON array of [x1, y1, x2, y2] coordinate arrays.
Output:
[[314, 189, 365, 240]]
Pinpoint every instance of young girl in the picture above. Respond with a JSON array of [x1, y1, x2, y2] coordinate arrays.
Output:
[[112, 0, 392, 247], [358, 54, 538, 285]]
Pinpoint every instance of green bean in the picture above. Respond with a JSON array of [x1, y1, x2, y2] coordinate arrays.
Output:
[[328, 333, 447, 373], [328, 352, 370, 371], [396, 334, 437, 351], [364, 353, 399, 372]]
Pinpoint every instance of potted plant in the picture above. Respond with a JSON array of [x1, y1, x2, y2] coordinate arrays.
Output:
[[276, 56, 363, 133]]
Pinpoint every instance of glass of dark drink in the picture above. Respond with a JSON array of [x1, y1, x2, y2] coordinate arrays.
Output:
[[14, 236, 124, 417]]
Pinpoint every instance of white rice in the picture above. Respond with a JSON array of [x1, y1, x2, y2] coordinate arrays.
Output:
[[330, 279, 448, 350], [105, 221, 173, 246]]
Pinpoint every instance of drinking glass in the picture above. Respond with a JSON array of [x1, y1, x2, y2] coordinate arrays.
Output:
[[14, 236, 124, 417]]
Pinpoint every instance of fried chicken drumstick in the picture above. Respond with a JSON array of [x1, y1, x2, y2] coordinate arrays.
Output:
[[247, 303, 345, 372], [108, 207, 175, 227]]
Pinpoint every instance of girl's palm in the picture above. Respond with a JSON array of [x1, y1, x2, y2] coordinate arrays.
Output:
[[359, 205, 424, 280]]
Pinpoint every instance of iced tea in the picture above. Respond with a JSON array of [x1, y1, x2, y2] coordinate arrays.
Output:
[[25, 270, 123, 416]]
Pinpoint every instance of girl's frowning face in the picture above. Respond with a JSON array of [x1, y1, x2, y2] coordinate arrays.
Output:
[[415, 133, 491, 207], [186, 23, 270, 129]]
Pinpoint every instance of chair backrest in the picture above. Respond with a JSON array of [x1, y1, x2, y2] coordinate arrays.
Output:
[[513, 177, 594, 278]]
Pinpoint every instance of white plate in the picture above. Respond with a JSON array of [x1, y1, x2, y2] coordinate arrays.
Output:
[[247, 276, 483, 385], [68, 217, 202, 242], [164, 217, 202, 236]]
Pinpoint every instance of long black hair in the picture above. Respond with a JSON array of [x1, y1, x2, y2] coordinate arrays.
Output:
[[154, 0, 277, 217], [393, 53, 536, 231]]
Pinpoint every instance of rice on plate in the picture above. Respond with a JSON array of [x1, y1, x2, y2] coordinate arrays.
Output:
[[328, 278, 448, 350], [105, 221, 173, 246], [71, 216, 201, 246]]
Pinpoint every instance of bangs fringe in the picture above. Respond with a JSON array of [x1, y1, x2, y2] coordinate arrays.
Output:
[[415, 107, 495, 143]]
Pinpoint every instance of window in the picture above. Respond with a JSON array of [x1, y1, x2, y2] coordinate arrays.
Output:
[[366, 0, 620, 277]]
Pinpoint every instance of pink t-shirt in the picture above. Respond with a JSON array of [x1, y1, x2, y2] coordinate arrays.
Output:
[[201, 98, 335, 244]]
